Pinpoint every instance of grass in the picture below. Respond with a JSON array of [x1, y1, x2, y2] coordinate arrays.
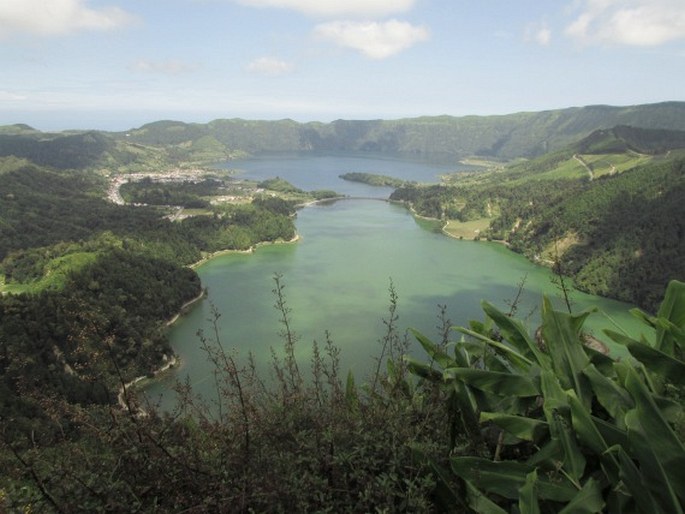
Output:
[[178, 207, 215, 217], [580, 152, 653, 178], [443, 218, 493, 240], [458, 157, 507, 168], [481, 152, 655, 187], [0, 251, 98, 294], [0, 156, 32, 174]]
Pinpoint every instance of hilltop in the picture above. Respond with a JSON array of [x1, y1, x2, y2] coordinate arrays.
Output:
[[119, 101, 685, 161], [2, 102, 685, 171]]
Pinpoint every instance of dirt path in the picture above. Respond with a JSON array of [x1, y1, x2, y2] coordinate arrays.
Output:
[[573, 154, 593, 181]]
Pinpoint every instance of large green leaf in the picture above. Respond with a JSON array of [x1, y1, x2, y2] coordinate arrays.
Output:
[[653, 394, 683, 423], [480, 412, 549, 443], [449, 380, 482, 443], [558, 478, 605, 514], [627, 280, 685, 356], [482, 300, 552, 369], [526, 439, 562, 468], [541, 297, 593, 408], [625, 410, 684, 513], [591, 415, 629, 449], [655, 280, 685, 353], [540, 370, 569, 418], [624, 341, 685, 385], [604, 329, 642, 349], [607, 445, 662, 514], [450, 457, 578, 502], [405, 355, 443, 382], [549, 410, 586, 484], [455, 326, 534, 370], [410, 328, 459, 369], [624, 367, 685, 507], [585, 344, 615, 375], [518, 470, 541, 514], [464, 480, 507, 514], [443, 368, 539, 397], [567, 392, 620, 483], [582, 364, 633, 424], [483, 347, 518, 374]]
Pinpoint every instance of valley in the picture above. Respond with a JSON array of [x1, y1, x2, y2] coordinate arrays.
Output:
[[1, 103, 684, 513]]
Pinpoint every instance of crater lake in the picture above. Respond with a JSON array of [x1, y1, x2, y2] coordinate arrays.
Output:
[[144, 153, 646, 408]]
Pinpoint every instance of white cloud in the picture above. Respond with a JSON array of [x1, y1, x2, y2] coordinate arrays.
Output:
[[246, 57, 294, 76], [0, 90, 28, 102], [314, 19, 429, 59], [0, 0, 135, 38], [234, 0, 416, 18], [131, 59, 198, 75], [566, 0, 685, 46], [526, 23, 552, 46]]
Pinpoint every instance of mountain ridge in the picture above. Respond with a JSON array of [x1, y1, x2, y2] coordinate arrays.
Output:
[[2, 101, 685, 169]]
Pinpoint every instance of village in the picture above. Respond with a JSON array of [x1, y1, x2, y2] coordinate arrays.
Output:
[[105, 168, 264, 209]]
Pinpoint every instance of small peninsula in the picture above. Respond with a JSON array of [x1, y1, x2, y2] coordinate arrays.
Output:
[[339, 172, 408, 188]]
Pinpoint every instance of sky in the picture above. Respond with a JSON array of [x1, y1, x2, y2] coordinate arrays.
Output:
[[1, 0, 684, 131]]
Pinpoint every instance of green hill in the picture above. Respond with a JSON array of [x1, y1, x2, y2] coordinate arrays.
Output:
[[0, 131, 114, 169], [118, 102, 685, 159], [391, 126, 685, 311], [575, 125, 685, 155], [119, 101, 685, 161], [3, 102, 685, 170], [0, 130, 171, 171], [0, 123, 40, 135]]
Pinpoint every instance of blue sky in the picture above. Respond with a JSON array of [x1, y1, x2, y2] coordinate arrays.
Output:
[[1, 0, 684, 130]]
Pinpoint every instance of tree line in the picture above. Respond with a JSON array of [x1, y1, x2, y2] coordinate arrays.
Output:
[[0, 164, 296, 438], [391, 152, 685, 312]]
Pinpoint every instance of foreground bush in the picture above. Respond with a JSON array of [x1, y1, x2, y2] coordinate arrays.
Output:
[[408, 280, 685, 513], [2, 280, 683, 512], [1, 278, 450, 513]]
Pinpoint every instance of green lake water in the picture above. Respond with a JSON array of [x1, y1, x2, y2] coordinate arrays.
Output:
[[143, 154, 649, 408]]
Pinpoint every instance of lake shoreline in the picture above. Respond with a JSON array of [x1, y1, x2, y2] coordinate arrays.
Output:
[[190, 234, 301, 270], [117, 288, 207, 412], [117, 354, 179, 413], [393, 198, 515, 247], [166, 289, 207, 326], [123, 234, 300, 411]]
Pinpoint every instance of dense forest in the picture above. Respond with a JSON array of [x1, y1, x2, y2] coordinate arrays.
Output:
[[119, 177, 224, 208], [0, 109, 684, 512], [339, 172, 408, 188], [0, 162, 297, 452], [391, 127, 685, 312]]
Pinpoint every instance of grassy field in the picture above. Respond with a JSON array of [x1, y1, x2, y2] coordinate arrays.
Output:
[[501, 152, 654, 186], [443, 218, 493, 239], [580, 152, 653, 178], [0, 252, 98, 295]]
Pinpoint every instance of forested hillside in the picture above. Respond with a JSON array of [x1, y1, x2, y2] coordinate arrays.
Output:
[[1, 110, 684, 512], [391, 127, 685, 311], [121, 101, 685, 160], [0, 163, 297, 442], [0, 130, 170, 171], [2, 102, 685, 170]]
